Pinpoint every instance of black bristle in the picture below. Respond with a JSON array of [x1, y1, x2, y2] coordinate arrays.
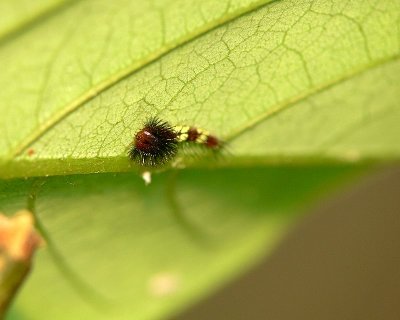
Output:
[[128, 117, 178, 167]]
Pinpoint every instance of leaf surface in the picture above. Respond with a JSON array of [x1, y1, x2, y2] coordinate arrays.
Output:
[[0, 0, 74, 42], [0, 0, 398, 178]]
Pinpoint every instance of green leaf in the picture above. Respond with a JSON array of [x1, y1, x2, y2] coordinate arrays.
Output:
[[1, 167, 359, 320], [0, 0, 398, 319], [0, 0, 399, 178], [0, 0, 73, 42]]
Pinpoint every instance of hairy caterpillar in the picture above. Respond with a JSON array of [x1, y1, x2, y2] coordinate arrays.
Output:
[[128, 117, 222, 167]]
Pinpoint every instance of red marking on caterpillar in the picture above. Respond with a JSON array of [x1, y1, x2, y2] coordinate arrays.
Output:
[[187, 127, 200, 142], [206, 135, 219, 149]]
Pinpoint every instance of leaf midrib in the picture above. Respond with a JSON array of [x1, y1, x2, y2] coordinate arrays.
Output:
[[7, 0, 277, 160]]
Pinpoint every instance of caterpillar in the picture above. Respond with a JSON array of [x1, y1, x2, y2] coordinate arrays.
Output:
[[128, 117, 222, 167]]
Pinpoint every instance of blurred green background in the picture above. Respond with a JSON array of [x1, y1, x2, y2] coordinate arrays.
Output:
[[177, 166, 400, 320]]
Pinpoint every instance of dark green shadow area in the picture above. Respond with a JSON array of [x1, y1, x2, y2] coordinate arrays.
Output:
[[5, 308, 27, 320]]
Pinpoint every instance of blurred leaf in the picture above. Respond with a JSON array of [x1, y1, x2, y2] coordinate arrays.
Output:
[[1, 167, 359, 320], [0, 0, 74, 42]]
